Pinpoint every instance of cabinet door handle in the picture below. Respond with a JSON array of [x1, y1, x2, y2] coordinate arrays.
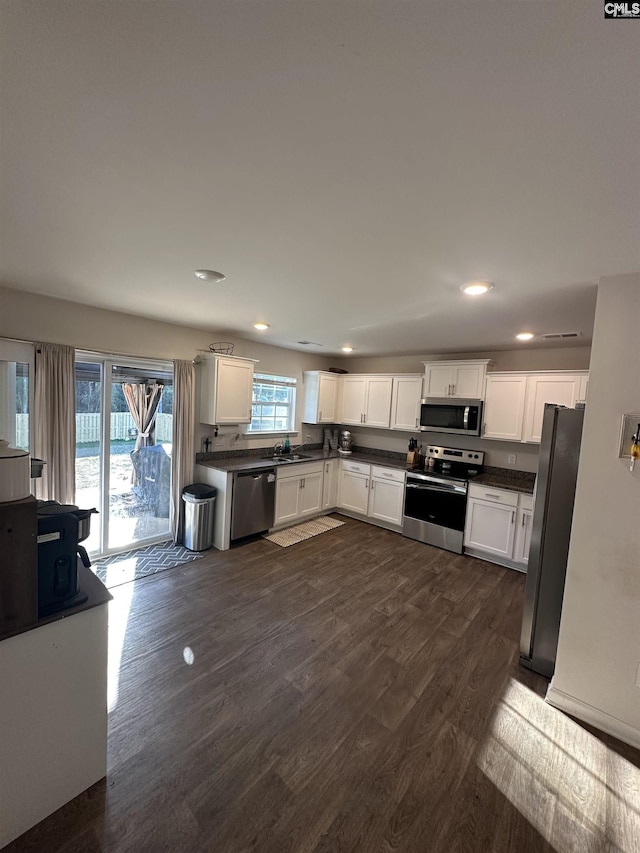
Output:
[[365, 479, 369, 489], [452, 384, 456, 395], [521, 514, 526, 527], [299, 479, 303, 489], [319, 410, 322, 420], [371, 480, 375, 490], [415, 418, 419, 427], [511, 510, 515, 524], [485, 493, 501, 499]]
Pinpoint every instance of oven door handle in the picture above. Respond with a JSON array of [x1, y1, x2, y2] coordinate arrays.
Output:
[[406, 482, 467, 495]]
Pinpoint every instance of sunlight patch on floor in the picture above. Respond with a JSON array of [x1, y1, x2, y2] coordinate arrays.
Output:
[[477, 678, 640, 851], [107, 567, 136, 712]]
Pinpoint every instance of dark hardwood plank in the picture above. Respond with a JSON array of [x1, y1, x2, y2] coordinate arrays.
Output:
[[5, 515, 640, 853]]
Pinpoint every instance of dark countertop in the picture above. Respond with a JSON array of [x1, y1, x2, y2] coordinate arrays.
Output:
[[0, 566, 112, 643], [197, 448, 413, 474], [196, 450, 537, 493], [471, 469, 536, 494]]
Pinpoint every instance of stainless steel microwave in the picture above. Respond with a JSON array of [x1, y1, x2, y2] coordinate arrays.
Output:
[[419, 398, 483, 436]]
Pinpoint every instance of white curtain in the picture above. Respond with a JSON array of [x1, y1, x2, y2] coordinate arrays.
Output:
[[170, 360, 195, 544], [34, 342, 76, 503], [122, 382, 164, 451]]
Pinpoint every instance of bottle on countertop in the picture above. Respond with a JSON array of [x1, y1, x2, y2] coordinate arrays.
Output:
[[283, 435, 291, 454]]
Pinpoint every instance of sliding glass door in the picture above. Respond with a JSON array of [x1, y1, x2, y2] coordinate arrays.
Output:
[[75, 355, 173, 557]]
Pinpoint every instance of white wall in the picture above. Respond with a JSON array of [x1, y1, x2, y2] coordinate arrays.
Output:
[[338, 346, 591, 375], [0, 284, 334, 450], [549, 273, 640, 747]]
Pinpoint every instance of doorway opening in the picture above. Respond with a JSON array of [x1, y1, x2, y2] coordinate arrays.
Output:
[[75, 355, 173, 557]]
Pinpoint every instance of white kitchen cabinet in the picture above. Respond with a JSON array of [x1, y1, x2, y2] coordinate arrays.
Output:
[[338, 460, 405, 528], [464, 484, 534, 570], [423, 360, 492, 400], [302, 371, 339, 424], [483, 374, 528, 441], [274, 461, 324, 526], [464, 495, 517, 560], [482, 371, 589, 444], [368, 465, 405, 526], [337, 460, 370, 514], [390, 375, 422, 431], [339, 376, 393, 428], [514, 506, 533, 566], [322, 459, 339, 509], [199, 354, 257, 425], [523, 373, 583, 443]]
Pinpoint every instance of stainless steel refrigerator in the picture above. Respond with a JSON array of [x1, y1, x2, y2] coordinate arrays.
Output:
[[519, 405, 584, 678]]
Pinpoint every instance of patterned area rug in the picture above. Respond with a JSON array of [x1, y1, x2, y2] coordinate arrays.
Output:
[[264, 516, 345, 548], [92, 541, 203, 589]]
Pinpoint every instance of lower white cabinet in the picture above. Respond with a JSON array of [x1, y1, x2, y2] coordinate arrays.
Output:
[[274, 461, 324, 527], [337, 460, 370, 514], [322, 459, 339, 510], [464, 484, 533, 570], [513, 506, 533, 565], [338, 460, 405, 527], [368, 465, 405, 525]]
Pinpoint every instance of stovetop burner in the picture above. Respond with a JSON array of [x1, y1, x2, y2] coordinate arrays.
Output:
[[416, 444, 485, 481]]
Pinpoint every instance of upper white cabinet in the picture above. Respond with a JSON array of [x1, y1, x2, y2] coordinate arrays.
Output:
[[423, 360, 492, 400], [199, 354, 257, 425], [390, 375, 422, 431], [482, 371, 589, 444], [340, 376, 393, 428], [302, 371, 339, 424], [522, 374, 583, 443], [483, 375, 528, 441]]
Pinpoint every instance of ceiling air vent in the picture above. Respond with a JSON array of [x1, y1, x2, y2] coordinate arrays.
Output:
[[541, 331, 583, 341], [296, 340, 324, 346]]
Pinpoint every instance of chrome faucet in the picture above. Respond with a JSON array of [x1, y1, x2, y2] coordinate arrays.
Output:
[[273, 441, 284, 456]]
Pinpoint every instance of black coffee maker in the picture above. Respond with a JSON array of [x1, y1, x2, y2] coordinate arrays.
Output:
[[36, 503, 96, 616]]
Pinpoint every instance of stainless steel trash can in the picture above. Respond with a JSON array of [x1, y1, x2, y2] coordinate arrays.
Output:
[[182, 484, 217, 551]]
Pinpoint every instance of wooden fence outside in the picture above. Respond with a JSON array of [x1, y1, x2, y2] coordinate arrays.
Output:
[[16, 412, 172, 447]]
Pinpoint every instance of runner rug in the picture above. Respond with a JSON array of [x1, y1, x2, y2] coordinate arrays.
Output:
[[263, 516, 345, 548], [91, 541, 203, 589]]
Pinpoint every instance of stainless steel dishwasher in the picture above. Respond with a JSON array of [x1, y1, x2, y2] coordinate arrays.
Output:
[[231, 468, 276, 541]]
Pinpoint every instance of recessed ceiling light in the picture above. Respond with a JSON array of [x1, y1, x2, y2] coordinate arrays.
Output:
[[195, 269, 225, 282], [516, 332, 534, 341], [341, 346, 354, 353], [461, 281, 494, 296], [253, 322, 270, 331]]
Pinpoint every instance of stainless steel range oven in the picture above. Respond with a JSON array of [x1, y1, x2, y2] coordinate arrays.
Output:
[[402, 445, 484, 554]]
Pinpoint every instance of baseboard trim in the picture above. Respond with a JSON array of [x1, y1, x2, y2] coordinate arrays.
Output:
[[546, 683, 640, 749]]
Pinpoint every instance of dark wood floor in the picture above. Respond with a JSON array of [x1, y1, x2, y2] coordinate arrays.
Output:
[[7, 516, 640, 852]]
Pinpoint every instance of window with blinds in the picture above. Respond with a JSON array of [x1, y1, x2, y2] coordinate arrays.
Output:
[[247, 373, 296, 433]]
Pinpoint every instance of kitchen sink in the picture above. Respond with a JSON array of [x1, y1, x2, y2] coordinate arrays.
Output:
[[268, 453, 313, 463]]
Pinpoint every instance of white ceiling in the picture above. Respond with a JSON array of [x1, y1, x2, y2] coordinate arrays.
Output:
[[1, 1, 638, 356]]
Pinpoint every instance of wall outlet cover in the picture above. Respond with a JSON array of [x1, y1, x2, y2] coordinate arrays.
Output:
[[508, 453, 517, 465]]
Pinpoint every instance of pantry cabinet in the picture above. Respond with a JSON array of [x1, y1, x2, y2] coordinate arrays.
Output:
[[340, 376, 393, 428], [423, 360, 492, 400], [302, 371, 339, 424], [274, 461, 324, 527], [482, 371, 589, 444], [390, 375, 423, 431], [199, 354, 257, 426], [464, 484, 534, 571]]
